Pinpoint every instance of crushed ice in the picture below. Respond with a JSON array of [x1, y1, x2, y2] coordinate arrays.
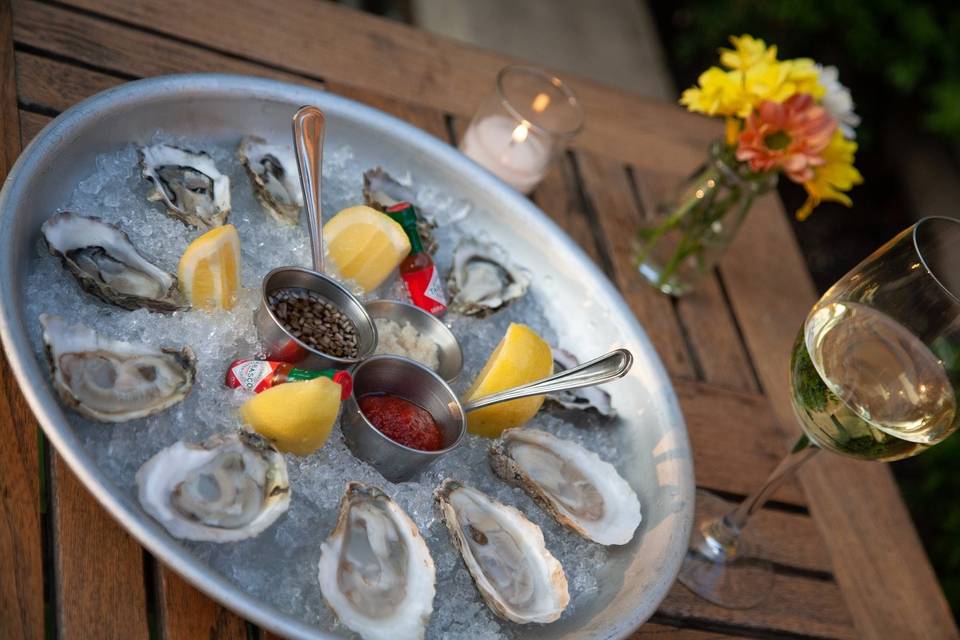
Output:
[[24, 135, 636, 639]]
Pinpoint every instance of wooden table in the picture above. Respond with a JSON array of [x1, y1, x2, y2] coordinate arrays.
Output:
[[1, 1, 957, 638]]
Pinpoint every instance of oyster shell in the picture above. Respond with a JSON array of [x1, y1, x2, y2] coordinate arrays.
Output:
[[40, 314, 196, 422], [318, 482, 435, 640], [489, 429, 641, 545], [139, 143, 230, 228], [435, 479, 568, 624], [447, 239, 529, 316], [363, 166, 418, 211], [362, 167, 438, 255], [547, 348, 615, 416], [238, 136, 303, 224], [41, 212, 186, 312], [136, 431, 290, 542]]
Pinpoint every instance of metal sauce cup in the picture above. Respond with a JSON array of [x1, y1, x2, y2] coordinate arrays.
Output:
[[254, 106, 378, 369], [342, 349, 633, 482], [255, 267, 377, 369], [365, 299, 463, 382], [341, 355, 465, 482]]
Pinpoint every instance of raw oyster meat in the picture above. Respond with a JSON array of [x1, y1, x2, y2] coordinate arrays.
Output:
[[136, 431, 290, 542], [547, 348, 615, 416], [139, 143, 230, 228], [489, 429, 641, 545], [435, 479, 568, 624], [41, 212, 186, 312], [362, 167, 438, 254], [237, 136, 303, 224], [318, 482, 435, 640], [447, 238, 529, 316], [40, 314, 195, 422]]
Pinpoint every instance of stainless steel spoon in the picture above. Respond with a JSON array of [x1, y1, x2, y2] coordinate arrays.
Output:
[[462, 348, 633, 411], [292, 105, 326, 272]]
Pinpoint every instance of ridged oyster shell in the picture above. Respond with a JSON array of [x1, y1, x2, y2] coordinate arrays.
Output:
[[547, 348, 615, 416], [40, 314, 195, 422], [41, 212, 186, 312], [489, 429, 641, 545], [447, 238, 529, 317], [136, 431, 290, 542], [237, 136, 303, 224], [435, 479, 568, 624], [318, 482, 435, 640], [139, 143, 230, 228]]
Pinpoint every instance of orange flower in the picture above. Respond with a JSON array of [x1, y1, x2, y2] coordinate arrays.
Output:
[[736, 94, 836, 183]]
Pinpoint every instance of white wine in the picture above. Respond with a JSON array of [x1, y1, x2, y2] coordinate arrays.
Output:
[[790, 302, 958, 461]]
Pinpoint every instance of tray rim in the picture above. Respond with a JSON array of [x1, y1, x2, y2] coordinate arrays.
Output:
[[0, 73, 693, 639]]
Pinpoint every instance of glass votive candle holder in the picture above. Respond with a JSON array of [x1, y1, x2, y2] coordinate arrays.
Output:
[[460, 65, 583, 194]]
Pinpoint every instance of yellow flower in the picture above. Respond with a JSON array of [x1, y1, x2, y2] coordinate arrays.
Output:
[[797, 130, 863, 220], [681, 35, 827, 119], [783, 58, 826, 100], [680, 66, 742, 116], [720, 35, 777, 70]]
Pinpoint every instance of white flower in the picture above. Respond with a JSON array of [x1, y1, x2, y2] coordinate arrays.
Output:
[[816, 65, 861, 139]]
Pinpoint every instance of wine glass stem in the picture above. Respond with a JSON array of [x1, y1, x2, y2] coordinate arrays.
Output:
[[701, 434, 819, 560]]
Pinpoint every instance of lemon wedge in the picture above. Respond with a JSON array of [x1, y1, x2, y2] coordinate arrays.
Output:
[[323, 205, 411, 292], [463, 323, 553, 437], [178, 224, 241, 311], [240, 377, 342, 455]]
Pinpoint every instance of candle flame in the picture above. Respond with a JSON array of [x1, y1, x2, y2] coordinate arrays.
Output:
[[511, 122, 529, 143], [531, 92, 551, 113]]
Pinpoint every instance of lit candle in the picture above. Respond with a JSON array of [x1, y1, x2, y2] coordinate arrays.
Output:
[[461, 115, 550, 193]]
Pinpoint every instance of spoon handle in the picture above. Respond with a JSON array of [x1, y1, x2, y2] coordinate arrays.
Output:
[[462, 349, 633, 413], [292, 106, 326, 273]]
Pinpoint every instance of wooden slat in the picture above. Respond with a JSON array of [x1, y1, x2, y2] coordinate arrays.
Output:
[[0, 2, 44, 637], [52, 455, 149, 639], [675, 380, 805, 506], [11, 0, 323, 88], [659, 575, 855, 639], [531, 154, 606, 268], [18, 109, 49, 144], [717, 193, 960, 638], [572, 149, 695, 378], [629, 167, 759, 394], [15, 51, 122, 112], [157, 565, 248, 640], [57, 0, 718, 173], [632, 622, 750, 639]]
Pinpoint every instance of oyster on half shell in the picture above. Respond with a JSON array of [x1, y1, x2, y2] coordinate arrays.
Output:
[[238, 136, 303, 224], [489, 429, 641, 545], [447, 238, 529, 316], [41, 212, 186, 312], [435, 479, 569, 624], [547, 348, 615, 416], [136, 431, 290, 542], [139, 143, 230, 228], [40, 314, 195, 422], [318, 482, 435, 640]]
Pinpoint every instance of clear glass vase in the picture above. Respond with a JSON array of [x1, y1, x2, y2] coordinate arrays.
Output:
[[634, 140, 778, 296]]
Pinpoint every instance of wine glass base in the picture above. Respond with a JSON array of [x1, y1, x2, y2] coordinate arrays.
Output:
[[677, 489, 775, 609]]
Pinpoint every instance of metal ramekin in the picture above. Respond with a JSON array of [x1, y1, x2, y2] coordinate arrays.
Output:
[[340, 355, 466, 482]]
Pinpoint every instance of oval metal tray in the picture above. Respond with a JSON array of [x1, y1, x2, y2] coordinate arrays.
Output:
[[0, 74, 693, 639]]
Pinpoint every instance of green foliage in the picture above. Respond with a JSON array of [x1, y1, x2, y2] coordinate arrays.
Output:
[[663, 0, 960, 141], [899, 433, 960, 613]]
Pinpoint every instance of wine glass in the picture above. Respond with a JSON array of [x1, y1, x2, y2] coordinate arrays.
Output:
[[678, 216, 960, 608]]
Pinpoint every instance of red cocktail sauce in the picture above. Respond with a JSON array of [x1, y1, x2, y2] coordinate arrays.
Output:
[[358, 393, 444, 452]]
